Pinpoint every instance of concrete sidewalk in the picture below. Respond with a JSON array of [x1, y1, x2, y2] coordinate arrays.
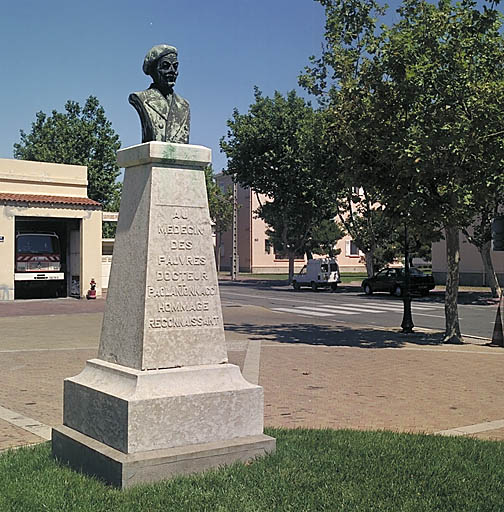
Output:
[[1, 297, 504, 452]]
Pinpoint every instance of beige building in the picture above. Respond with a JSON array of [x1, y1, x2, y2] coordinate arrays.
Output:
[[0, 158, 103, 300], [215, 175, 366, 274], [432, 229, 504, 286]]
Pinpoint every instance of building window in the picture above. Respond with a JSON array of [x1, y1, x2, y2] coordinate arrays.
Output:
[[345, 240, 360, 257], [265, 239, 272, 254]]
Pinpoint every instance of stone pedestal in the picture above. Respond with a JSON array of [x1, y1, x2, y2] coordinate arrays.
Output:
[[52, 142, 275, 487]]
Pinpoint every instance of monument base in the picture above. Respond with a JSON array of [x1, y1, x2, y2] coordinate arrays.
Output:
[[52, 425, 276, 488], [60, 359, 266, 454]]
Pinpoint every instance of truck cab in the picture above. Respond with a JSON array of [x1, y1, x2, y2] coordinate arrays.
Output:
[[15, 231, 64, 283], [292, 258, 341, 291]]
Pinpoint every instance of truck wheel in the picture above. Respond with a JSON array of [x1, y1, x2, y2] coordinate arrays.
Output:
[[330, 283, 338, 291], [364, 284, 373, 295], [293, 281, 300, 291], [393, 285, 403, 297], [311, 281, 318, 292]]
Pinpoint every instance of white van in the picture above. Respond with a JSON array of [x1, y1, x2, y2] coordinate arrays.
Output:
[[292, 258, 341, 291]]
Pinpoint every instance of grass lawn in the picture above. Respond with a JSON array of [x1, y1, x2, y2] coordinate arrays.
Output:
[[1, 428, 503, 511]]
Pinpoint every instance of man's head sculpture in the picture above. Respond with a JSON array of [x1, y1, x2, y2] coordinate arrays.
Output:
[[143, 45, 179, 94], [129, 44, 190, 144]]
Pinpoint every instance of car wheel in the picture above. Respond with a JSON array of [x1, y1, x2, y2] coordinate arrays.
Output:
[[393, 285, 403, 297], [311, 281, 318, 292], [364, 284, 373, 295], [293, 281, 300, 291], [330, 283, 338, 292]]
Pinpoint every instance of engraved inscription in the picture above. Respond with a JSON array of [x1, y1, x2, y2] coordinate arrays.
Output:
[[157, 301, 209, 312], [148, 316, 220, 329], [158, 224, 205, 236], [146, 206, 220, 331], [148, 285, 217, 297], [156, 271, 208, 281], [158, 255, 206, 265]]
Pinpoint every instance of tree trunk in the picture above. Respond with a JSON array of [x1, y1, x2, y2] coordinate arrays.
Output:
[[288, 254, 295, 284], [443, 226, 463, 344], [479, 240, 501, 298], [364, 249, 374, 277]]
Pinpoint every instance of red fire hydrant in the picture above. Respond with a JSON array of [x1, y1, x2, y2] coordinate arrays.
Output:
[[86, 278, 97, 300]]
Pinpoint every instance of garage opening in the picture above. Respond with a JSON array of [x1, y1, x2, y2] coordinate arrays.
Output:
[[14, 217, 81, 299]]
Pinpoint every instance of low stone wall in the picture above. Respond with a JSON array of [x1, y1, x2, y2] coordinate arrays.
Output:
[[433, 272, 504, 286]]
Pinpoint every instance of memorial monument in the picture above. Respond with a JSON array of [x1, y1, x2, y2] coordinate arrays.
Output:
[[52, 44, 275, 488]]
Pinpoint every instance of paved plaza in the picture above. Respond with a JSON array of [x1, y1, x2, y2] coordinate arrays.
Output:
[[1, 296, 504, 452]]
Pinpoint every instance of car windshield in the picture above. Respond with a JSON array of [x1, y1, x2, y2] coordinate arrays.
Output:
[[320, 264, 328, 272], [16, 235, 59, 254], [330, 263, 338, 272], [396, 267, 426, 277]]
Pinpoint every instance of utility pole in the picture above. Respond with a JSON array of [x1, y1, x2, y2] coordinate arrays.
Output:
[[231, 180, 239, 281]]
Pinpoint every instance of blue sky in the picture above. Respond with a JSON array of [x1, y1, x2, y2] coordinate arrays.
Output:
[[0, 0, 331, 174]]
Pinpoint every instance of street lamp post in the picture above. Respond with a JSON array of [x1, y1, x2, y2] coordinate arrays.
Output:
[[401, 223, 414, 333]]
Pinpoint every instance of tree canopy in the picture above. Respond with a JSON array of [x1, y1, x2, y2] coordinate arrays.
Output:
[[221, 88, 339, 280], [14, 96, 122, 211], [302, 0, 504, 342]]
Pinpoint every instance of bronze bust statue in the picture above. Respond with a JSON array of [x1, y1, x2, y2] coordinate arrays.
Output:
[[129, 44, 190, 144]]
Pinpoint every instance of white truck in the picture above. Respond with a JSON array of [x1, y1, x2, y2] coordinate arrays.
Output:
[[292, 258, 341, 291]]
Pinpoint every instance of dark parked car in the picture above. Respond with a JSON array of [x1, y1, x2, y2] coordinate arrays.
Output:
[[361, 267, 435, 297]]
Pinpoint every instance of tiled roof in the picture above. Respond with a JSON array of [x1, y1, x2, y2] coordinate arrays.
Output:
[[0, 193, 102, 207]]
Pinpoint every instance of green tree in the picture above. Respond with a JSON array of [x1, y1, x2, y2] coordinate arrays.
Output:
[[221, 88, 337, 282], [204, 165, 234, 271], [374, 0, 504, 342], [303, 0, 504, 343], [300, 0, 403, 277], [306, 218, 345, 258], [14, 96, 122, 211], [461, 176, 503, 298]]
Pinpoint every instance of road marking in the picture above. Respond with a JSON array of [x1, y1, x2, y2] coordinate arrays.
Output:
[[271, 304, 445, 319], [319, 304, 389, 313], [222, 290, 445, 311], [436, 419, 504, 437], [410, 312, 446, 319], [360, 301, 442, 311], [358, 302, 446, 318], [0, 405, 51, 440], [272, 307, 352, 317]]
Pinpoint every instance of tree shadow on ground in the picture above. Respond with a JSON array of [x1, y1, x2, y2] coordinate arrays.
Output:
[[225, 322, 444, 349]]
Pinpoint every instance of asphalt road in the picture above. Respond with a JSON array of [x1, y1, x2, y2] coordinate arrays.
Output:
[[219, 281, 498, 340]]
